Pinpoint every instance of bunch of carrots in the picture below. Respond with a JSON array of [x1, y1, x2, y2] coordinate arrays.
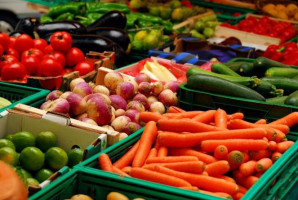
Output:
[[98, 106, 296, 200]]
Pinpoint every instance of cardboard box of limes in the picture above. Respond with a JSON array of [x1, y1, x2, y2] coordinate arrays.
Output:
[[0, 107, 107, 195]]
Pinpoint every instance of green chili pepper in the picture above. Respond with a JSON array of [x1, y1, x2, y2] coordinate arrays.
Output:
[[138, 20, 153, 28], [40, 15, 53, 23], [126, 13, 139, 28], [48, 2, 86, 18], [86, 13, 103, 21], [76, 16, 95, 27], [86, 2, 130, 14], [55, 12, 75, 21], [161, 20, 173, 34], [133, 13, 162, 24]]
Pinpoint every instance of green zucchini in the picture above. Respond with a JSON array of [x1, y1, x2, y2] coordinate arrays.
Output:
[[285, 90, 298, 106], [255, 80, 284, 97], [261, 77, 298, 94], [187, 67, 260, 88], [266, 96, 288, 104], [265, 67, 298, 78], [211, 63, 241, 77], [225, 62, 255, 76], [187, 74, 266, 101], [253, 57, 291, 70]]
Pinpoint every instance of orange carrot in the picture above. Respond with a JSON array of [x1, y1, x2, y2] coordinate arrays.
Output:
[[233, 192, 244, 200], [157, 146, 168, 157], [275, 130, 287, 142], [214, 145, 228, 160], [132, 121, 158, 167], [276, 141, 294, 153], [178, 186, 199, 191], [205, 160, 230, 176], [130, 167, 192, 187], [199, 189, 232, 199], [154, 140, 160, 150], [249, 150, 270, 161], [233, 171, 244, 181], [121, 166, 132, 174], [202, 171, 209, 176], [254, 172, 263, 178], [216, 175, 236, 183], [237, 176, 259, 189], [112, 166, 130, 176], [227, 151, 244, 170], [237, 185, 248, 194], [242, 151, 250, 163], [256, 158, 273, 173], [271, 152, 282, 163], [98, 153, 113, 172], [157, 128, 267, 148], [269, 112, 298, 127], [146, 156, 198, 164], [144, 161, 205, 174], [201, 139, 269, 152], [113, 141, 140, 169], [139, 112, 166, 123], [157, 119, 224, 133], [191, 110, 216, 124], [255, 119, 267, 124], [163, 111, 203, 119], [228, 112, 244, 120], [168, 148, 216, 164], [167, 106, 186, 113], [268, 141, 277, 151], [214, 109, 228, 129], [146, 148, 157, 161], [239, 160, 257, 176], [264, 124, 289, 134], [227, 119, 255, 129]]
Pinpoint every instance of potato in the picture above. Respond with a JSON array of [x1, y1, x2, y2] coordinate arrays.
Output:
[[70, 194, 93, 200], [106, 192, 129, 200]]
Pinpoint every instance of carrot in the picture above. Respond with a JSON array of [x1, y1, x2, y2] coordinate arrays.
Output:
[[237, 185, 248, 194], [275, 130, 287, 143], [121, 166, 132, 174], [254, 172, 263, 178], [199, 189, 232, 199], [112, 166, 130, 176], [269, 112, 298, 127], [255, 119, 267, 124], [239, 160, 257, 176], [157, 146, 168, 157], [168, 148, 216, 164], [216, 175, 236, 183], [271, 152, 282, 163], [192, 110, 216, 124], [233, 192, 244, 200], [227, 151, 244, 170], [157, 128, 267, 148], [264, 124, 289, 134], [214, 145, 228, 160], [256, 158, 273, 173], [268, 141, 277, 151], [154, 140, 160, 150], [249, 150, 270, 160], [132, 121, 158, 167], [167, 106, 186, 113], [178, 186, 199, 191], [242, 151, 249, 163], [113, 141, 140, 169], [228, 112, 244, 120], [144, 161, 205, 174], [146, 148, 157, 161], [237, 176, 259, 189], [153, 166, 239, 195], [276, 141, 294, 153], [163, 111, 203, 119], [139, 112, 166, 123], [214, 109, 228, 129], [202, 171, 209, 176], [233, 171, 244, 181], [146, 156, 198, 164], [98, 153, 113, 172], [201, 139, 269, 152], [205, 161, 230, 176], [130, 167, 192, 187], [157, 119, 224, 133]]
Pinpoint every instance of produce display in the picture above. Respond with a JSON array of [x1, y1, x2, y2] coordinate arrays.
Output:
[[262, 3, 298, 21], [189, 14, 220, 40], [263, 42, 298, 65]]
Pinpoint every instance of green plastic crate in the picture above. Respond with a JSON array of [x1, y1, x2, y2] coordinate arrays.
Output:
[[0, 82, 49, 112], [23, 0, 93, 7]]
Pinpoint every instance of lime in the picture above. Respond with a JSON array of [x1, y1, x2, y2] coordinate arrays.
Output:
[[203, 27, 215, 38], [134, 30, 148, 42], [149, 6, 160, 16], [19, 168, 32, 179], [0, 147, 19, 166], [144, 34, 159, 50], [190, 29, 206, 40], [35, 168, 54, 183], [45, 147, 68, 171], [36, 131, 57, 152], [20, 147, 45, 172], [171, 8, 184, 21], [11, 131, 35, 152], [159, 7, 172, 20], [162, 35, 170, 43], [195, 21, 205, 32], [27, 178, 40, 186], [131, 40, 144, 51], [68, 148, 84, 168], [0, 139, 16, 150], [4, 134, 13, 140]]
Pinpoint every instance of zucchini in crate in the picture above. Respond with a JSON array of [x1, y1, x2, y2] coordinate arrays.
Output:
[[261, 77, 298, 94], [255, 80, 284, 98], [266, 96, 288, 104], [285, 91, 298, 106], [225, 62, 255, 76], [265, 67, 298, 78], [211, 63, 241, 77]]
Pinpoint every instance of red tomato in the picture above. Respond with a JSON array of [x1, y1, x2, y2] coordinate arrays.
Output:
[[74, 61, 94, 76], [21, 56, 40, 76], [0, 45, 3, 57], [38, 58, 63, 77], [6, 48, 19, 60], [63, 68, 73, 75], [0, 55, 18, 73], [50, 32, 72, 53], [33, 39, 48, 51], [66, 47, 84, 67], [0, 33, 10, 51], [232, 12, 241, 17], [1, 62, 26, 80], [44, 51, 66, 67], [21, 48, 44, 61], [8, 37, 16, 49], [43, 45, 54, 54], [14, 34, 34, 53]]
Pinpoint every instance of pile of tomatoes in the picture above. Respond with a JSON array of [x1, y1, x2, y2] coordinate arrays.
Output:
[[0, 32, 94, 81]]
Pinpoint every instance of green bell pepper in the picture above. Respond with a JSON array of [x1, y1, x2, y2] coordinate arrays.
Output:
[[55, 12, 75, 21], [48, 2, 86, 18], [40, 15, 53, 23], [126, 13, 139, 28], [86, 2, 130, 14]]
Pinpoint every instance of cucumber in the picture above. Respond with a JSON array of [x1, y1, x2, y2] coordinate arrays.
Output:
[[225, 62, 255, 76], [266, 96, 288, 104], [285, 90, 298, 106], [255, 80, 284, 98], [253, 57, 291, 70], [187, 67, 260, 88], [211, 63, 241, 77], [265, 67, 298, 78], [187, 74, 266, 101], [261, 77, 298, 94]]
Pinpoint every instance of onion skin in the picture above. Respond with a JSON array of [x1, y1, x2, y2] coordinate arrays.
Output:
[[46, 90, 63, 101], [73, 82, 93, 97], [109, 95, 127, 110], [158, 89, 178, 107]]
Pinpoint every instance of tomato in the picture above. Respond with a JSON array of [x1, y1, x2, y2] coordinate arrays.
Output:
[[232, 12, 241, 17], [44, 51, 65, 67], [74, 61, 94, 76], [66, 47, 84, 67], [1, 62, 26, 81], [33, 39, 48, 51], [0, 33, 10, 51], [50, 32, 72, 53], [14, 34, 34, 53], [0, 45, 3, 57], [63, 68, 73, 75], [0, 55, 18, 73], [8, 37, 16, 49], [21, 48, 44, 61], [21, 56, 40, 76], [38, 58, 63, 77], [44, 45, 54, 54], [6, 48, 19, 60]]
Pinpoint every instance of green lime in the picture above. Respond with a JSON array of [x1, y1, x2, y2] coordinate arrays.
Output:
[[190, 29, 206, 40], [45, 147, 68, 171], [0, 139, 16, 150], [68, 148, 84, 168], [195, 21, 205, 32], [20, 147, 45, 172], [171, 8, 184, 21], [35, 168, 54, 183], [203, 27, 215, 38], [134, 30, 148, 42], [36, 131, 57, 152], [144, 34, 159, 50], [4, 134, 13, 140], [131, 40, 144, 51], [11, 131, 35, 152], [27, 177, 40, 186], [149, 6, 160, 16], [0, 147, 19, 166], [159, 7, 172, 20], [20, 168, 32, 179]]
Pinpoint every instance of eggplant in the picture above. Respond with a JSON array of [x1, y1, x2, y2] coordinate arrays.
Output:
[[87, 27, 130, 51], [15, 17, 40, 38], [35, 21, 87, 39], [87, 11, 127, 30]]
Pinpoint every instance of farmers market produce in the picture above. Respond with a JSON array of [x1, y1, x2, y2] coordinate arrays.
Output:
[[0, 97, 12, 108], [262, 3, 298, 21], [189, 14, 219, 39]]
